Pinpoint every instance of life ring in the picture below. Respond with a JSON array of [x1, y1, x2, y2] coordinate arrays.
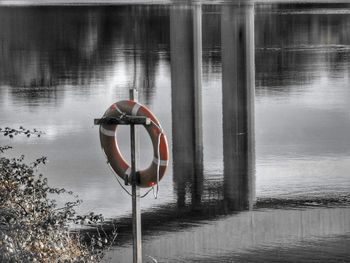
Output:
[[99, 100, 169, 188]]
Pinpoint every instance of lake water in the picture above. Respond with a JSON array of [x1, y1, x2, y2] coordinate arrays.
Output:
[[0, 3, 349, 262]]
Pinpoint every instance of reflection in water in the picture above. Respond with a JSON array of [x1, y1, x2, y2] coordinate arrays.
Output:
[[171, 3, 255, 212], [170, 4, 204, 209], [255, 4, 350, 88], [221, 3, 255, 211], [0, 6, 169, 103], [200, 234, 350, 263], [0, 7, 103, 87], [107, 207, 350, 262], [1, 3, 350, 262]]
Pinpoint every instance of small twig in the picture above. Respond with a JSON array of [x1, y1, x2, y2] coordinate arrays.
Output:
[[15, 202, 28, 216]]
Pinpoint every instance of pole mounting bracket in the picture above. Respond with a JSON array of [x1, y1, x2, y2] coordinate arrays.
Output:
[[94, 116, 151, 125]]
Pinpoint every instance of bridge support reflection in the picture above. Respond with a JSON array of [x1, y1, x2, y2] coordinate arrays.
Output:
[[170, 3, 255, 211], [221, 3, 255, 210], [170, 4, 203, 209]]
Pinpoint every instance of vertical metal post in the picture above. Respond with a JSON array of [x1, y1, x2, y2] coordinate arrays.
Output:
[[130, 87, 142, 263]]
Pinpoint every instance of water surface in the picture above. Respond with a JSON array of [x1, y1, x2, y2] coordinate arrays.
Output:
[[0, 3, 349, 262]]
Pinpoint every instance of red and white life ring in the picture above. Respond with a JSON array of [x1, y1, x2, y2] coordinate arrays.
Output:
[[99, 100, 169, 188]]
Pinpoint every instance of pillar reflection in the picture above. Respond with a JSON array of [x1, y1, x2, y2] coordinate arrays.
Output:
[[221, 3, 256, 211], [170, 4, 204, 209]]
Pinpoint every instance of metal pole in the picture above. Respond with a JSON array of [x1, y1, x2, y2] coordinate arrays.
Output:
[[130, 87, 142, 263]]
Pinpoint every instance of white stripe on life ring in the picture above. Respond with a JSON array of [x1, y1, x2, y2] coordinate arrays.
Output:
[[131, 103, 141, 116], [153, 157, 168, 166], [100, 126, 115, 137], [125, 167, 131, 176]]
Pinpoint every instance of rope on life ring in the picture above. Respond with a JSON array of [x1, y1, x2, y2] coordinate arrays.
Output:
[[99, 100, 169, 189]]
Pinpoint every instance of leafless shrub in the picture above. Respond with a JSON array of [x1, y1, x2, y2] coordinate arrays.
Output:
[[0, 128, 117, 262]]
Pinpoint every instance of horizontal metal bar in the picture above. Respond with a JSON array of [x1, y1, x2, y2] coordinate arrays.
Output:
[[94, 116, 151, 125]]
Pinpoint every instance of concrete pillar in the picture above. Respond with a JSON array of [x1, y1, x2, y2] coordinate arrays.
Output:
[[170, 5, 203, 208], [221, 3, 256, 210]]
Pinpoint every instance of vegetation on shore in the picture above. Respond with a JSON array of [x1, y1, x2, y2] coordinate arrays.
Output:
[[0, 127, 117, 262]]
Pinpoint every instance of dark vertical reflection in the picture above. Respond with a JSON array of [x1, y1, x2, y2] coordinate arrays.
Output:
[[221, 3, 255, 211], [170, 5, 203, 209], [128, 6, 170, 105], [0, 6, 170, 104]]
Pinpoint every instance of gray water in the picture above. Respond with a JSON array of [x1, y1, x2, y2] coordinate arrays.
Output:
[[0, 3, 349, 262]]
